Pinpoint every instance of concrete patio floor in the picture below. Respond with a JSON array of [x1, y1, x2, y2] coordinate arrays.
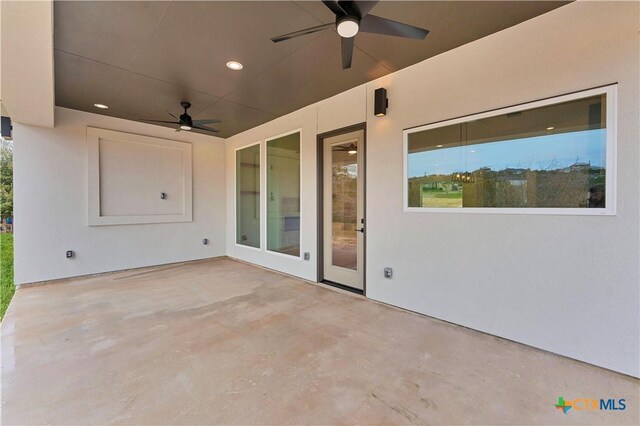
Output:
[[1, 258, 638, 425]]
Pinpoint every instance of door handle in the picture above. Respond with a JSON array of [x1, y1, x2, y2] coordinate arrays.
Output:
[[357, 228, 365, 233]]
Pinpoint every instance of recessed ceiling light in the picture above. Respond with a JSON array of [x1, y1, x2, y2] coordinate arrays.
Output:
[[93, 103, 109, 109], [226, 61, 243, 70], [470, 150, 476, 153], [547, 126, 555, 130], [436, 144, 443, 148]]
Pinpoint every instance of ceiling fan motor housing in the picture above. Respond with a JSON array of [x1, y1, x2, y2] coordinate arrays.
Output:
[[180, 102, 193, 127], [179, 113, 193, 127]]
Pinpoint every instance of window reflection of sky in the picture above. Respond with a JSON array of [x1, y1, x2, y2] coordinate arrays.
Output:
[[408, 129, 606, 178]]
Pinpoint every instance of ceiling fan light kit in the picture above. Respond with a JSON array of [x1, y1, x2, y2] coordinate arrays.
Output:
[[337, 16, 360, 38], [270, 0, 429, 69]]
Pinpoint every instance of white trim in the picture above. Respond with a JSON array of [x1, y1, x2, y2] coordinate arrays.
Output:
[[234, 141, 262, 250], [264, 128, 304, 145], [264, 128, 303, 259], [605, 86, 617, 216], [403, 85, 617, 216], [87, 127, 193, 226], [234, 140, 262, 151], [234, 243, 263, 252], [265, 248, 303, 260]]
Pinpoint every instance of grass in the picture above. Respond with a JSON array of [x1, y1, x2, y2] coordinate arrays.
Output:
[[1, 233, 14, 320], [433, 193, 464, 199]]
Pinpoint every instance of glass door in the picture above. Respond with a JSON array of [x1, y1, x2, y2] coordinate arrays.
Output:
[[323, 129, 364, 290]]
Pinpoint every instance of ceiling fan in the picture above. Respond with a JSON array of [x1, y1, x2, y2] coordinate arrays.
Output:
[[141, 102, 221, 133], [271, 0, 429, 69], [333, 142, 358, 154]]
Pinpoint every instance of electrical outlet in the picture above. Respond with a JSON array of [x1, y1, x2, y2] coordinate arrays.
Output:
[[66, 250, 74, 259], [384, 267, 393, 279], [203, 239, 208, 245], [303, 252, 310, 261]]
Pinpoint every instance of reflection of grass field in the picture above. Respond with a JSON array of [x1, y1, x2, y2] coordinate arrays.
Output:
[[422, 192, 463, 208]]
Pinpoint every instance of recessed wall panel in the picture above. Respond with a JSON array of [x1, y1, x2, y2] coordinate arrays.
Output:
[[88, 127, 193, 225], [99, 138, 184, 216]]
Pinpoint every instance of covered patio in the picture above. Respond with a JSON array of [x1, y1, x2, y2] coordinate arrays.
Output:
[[2, 259, 637, 425]]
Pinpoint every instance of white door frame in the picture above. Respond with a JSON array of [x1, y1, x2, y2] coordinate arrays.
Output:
[[317, 123, 366, 294]]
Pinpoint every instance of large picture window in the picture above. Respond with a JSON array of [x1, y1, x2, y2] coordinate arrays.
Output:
[[404, 86, 616, 215], [236, 143, 260, 248], [266, 131, 301, 256]]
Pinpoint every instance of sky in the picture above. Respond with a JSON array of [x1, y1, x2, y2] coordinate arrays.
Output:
[[408, 129, 606, 178]]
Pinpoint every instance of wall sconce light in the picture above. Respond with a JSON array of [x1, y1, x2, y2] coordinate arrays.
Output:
[[374, 88, 388, 117]]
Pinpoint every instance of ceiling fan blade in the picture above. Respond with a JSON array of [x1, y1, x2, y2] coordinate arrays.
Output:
[[166, 110, 179, 120], [338, 1, 377, 18], [333, 142, 357, 151], [193, 119, 222, 125], [271, 22, 334, 43], [193, 125, 220, 133], [360, 14, 429, 39], [322, 0, 346, 16], [341, 36, 354, 69], [352, 1, 378, 17], [140, 119, 181, 125]]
